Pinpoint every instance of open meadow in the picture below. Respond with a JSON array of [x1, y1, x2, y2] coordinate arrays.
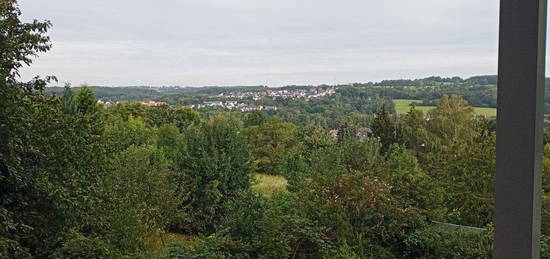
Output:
[[394, 99, 497, 117]]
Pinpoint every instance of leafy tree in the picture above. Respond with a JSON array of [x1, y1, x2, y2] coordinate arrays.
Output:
[[300, 126, 336, 165], [148, 105, 200, 132], [384, 145, 444, 219], [372, 104, 400, 153], [295, 170, 425, 257], [0, 0, 51, 82], [74, 86, 100, 115], [104, 102, 150, 122], [157, 123, 185, 163], [174, 116, 254, 233], [425, 95, 475, 152], [62, 83, 78, 114], [403, 226, 492, 258], [0, 1, 63, 256], [98, 145, 180, 255], [243, 110, 270, 127], [103, 116, 157, 154], [401, 104, 429, 155], [417, 96, 495, 227], [244, 119, 300, 175]]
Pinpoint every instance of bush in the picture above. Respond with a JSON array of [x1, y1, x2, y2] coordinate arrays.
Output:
[[0, 237, 31, 259], [174, 116, 254, 233], [53, 230, 116, 259], [165, 234, 252, 259], [542, 235, 550, 259], [403, 226, 492, 258], [295, 170, 425, 257], [91, 145, 180, 257]]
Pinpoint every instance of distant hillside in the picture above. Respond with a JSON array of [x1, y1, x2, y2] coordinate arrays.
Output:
[[43, 75, 550, 113], [44, 85, 265, 102]]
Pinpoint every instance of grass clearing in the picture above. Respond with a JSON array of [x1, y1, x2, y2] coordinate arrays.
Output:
[[394, 99, 434, 114], [393, 99, 496, 117], [251, 173, 288, 198], [148, 232, 198, 256], [472, 107, 497, 117]]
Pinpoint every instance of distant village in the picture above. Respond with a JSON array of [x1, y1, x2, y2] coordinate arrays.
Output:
[[96, 87, 337, 112], [218, 87, 336, 101], [188, 102, 278, 112], [187, 87, 337, 111]]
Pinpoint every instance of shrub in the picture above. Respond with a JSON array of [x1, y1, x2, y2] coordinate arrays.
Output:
[[53, 230, 116, 259], [542, 235, 550, 259], [174, 116, 254, 233], [403, 226, 492, 258], [296, 170, 425, 257]]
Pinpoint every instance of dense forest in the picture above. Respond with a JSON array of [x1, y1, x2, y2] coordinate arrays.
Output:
[[1, 1, 550, 258]]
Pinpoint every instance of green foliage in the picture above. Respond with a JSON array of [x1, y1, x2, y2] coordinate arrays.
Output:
[[92, 145, 180, 256], [62, 83, 78, 114], [426, 95, 475, 149], [174, 116, 254, 233], [542, 235, 550, 259], [244, 118, 300, 175], [2, 2, 545, 255], [384, 145, 445, 220], [170, 192, 333, 258], [52, 230, 114, 259], [403, 226, 492, 258], [372, 104, 401, 153], [104, 116, 157, 153], [103, 102, 200, 133], [0, 0, 51, 81], [0, 230, 31, 259], [1, 80, 107, 256], [243, 110, 270, 127], [157, 123, 185, 163], [74, 86, 100, 115], [46, 86, 165, 102], [403, 95, 496, 227], [165, 233, 252, 259], [148, 105, 200, 131], [400, 104, 429, 154], [296, 170, 425, 257], [104, 102, 150, 121]]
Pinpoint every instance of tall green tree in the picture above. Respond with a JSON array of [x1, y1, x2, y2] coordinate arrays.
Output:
[[401, 104, 429, 155], [244, 119, 300, 175], [62, 83, 78, 114], [383, 145, 444, 220], [1, 1, 55, 256], [175, 116, 254, 233], [74, 86, 100, 115], [0, 0, 51, 82], [147, 105, 200, 132], [243, 110, 270, 127], [371, 104, 400, 153], [419, 96, 495, 226]]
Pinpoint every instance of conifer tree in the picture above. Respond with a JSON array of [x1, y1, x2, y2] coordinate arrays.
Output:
[[372, 104, 399, 153]]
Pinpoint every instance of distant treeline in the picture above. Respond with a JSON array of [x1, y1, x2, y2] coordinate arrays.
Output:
[[43, 75, 550, 113]]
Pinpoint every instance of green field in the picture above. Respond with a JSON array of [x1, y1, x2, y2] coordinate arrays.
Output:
[[393, 99, 497, 117], [251, 173, 288, 198]]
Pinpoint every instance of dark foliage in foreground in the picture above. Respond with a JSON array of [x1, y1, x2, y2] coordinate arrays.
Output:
[[1, 1, 549, 258]]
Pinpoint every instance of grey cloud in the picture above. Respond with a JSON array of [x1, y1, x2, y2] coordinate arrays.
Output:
[[18, 0, 510, 86]]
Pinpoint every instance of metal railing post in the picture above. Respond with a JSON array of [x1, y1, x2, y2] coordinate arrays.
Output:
[[494, 0, 547, 258]]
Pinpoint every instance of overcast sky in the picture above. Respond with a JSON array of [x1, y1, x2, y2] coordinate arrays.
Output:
[[18, 0, 507, 87]]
